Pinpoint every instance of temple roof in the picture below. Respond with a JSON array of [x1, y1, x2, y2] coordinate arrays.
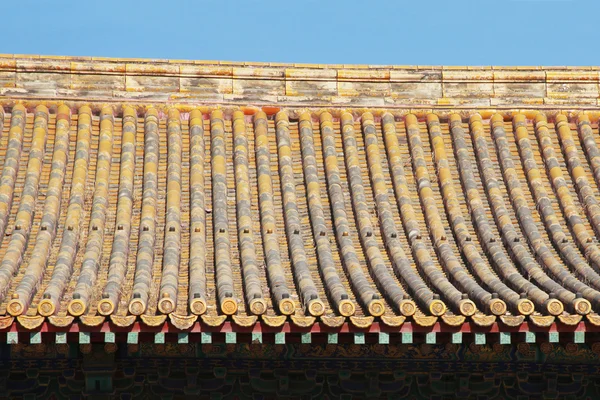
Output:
[[1, 55, 600, 342]]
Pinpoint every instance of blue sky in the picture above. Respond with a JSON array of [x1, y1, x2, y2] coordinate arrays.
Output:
[[3, 0, 598, 65]]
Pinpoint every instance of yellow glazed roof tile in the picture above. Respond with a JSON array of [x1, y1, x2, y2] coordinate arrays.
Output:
[[0, 55, 597, 332]]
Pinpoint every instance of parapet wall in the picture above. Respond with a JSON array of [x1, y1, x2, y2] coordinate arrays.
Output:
[[0, 55, 598, 108]]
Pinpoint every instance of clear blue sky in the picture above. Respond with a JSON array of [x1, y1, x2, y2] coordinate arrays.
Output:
[[4, 0, 598, 65]]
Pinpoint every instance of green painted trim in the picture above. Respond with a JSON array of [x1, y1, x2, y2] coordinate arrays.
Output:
[[55, 332, 66, 344], [425, 332, 436, 344], [127, 332, 138, 344], [574, 331, 585, 344], [154, 332, 165, 344], [451, 332, 462, 344], [474, 333, 485, 345], [525, 331, 536, 343], [301, 333, 311, 344], [201, 332, 212, 344], [549, 332, 559, 343], [327, 333, 338, 344], [225, 332, 236, 344], [251, 332, 263, 344], [401, 332, 412, 344], [105, 332, 115, 343], [378, 332, 389, 345], [30, 332, 41, 344], [274, 332, 285, 344], [178, 333, 189, 344], [500, 332, 511, 345], [79, 332, 90, 344], [7, 332, 18, 344], [354, 333, 365, 345]]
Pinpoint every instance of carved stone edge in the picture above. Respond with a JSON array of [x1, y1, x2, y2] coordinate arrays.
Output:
[[48, 315, 75, 327], [321, 316, 345, 328], [169, 314, 198, 330], [586, 313, 600, 326], [349, 316, 374, 329], [471, 314, 496, 327], [441, 314, 466, 327], [499, 315, 525, 327], [80, 315, 106, 327], [558, 314, 582, 326], [380, 315, 406, 327], [413, 315, 438, 327], [109, 315, 135, 327], [200, 315, 227, 327], [140, 314, 167, 327], [262, 315, 287, 328], [0, 316, 15, 330], [529, 315, 555, 328], [290, 315, 316, 328], [17, 315, 45, 330], [232, 315, 258, 327]]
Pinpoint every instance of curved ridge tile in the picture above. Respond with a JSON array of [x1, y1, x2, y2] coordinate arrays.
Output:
[[156, 109, 183, 315], [98, 106, 137, 316], [514, 114, 600, 292], [128, 108, 160, 316], [469, 114, 567, 315], [67, 106, 115, 316], [405, 114, 485, 316], [275, 112, 324, 316], [298, 112, 355, 317], [8, 105, 71, 316], [362, 113, 427, 317], [381, 113, 452, 316], [0, 108, 4, 142], [0, 105, 27, 242], [211, 110, 237, 315], [427, 114, 515, 316], [577, 116, 600, 197], [449, 114, 546, 315], [188, 109, 208, 316], [572, 116, 600, 247], [534, 114, 600, 274], [490, 114, 595, 314], [341, 112, 416, 316], [0, 106, 49, 304], [254, 112, 296, 315], [320, 112, 385, 317], [232, 111, 266, 315], [38, 106, 93, 316]]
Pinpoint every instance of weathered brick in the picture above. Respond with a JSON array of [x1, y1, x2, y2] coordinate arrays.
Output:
[[493, 70, 545, 82], [0, 72, 16, 88], [286, 80, 337, 96], [285, 68, 336, 80], [72, 74, 125, 91], [338, 69, 389, 81], [338, 81, 391, 97], [442, 70, 493, 81], [233, 67, 284, 79], [390, 82, 442, 99], [494, 83, 546, 98], [443, 82, 494, 98], [547, 83, 599, 98], [71, 61, 125, 74], [390, 69, 441, 82], [181, 65, 232, 77], [180, 77, 232, 94], [233, 79, 284, 96], [17, 72, 70, 89], [126, 75, 178, 92]]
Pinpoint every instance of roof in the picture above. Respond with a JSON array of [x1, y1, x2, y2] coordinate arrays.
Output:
[[1, 55, 600, 344]]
